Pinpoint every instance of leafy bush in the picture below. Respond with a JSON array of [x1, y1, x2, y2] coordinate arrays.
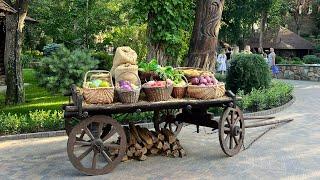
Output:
[[291, 57, 301, 62], [226, 53, 272, 94], [303, 55, 320, 64], [315, 44, 320, 53], [215, 73, 226, 82], [36, 46, 99, 93], [21, 50, 43, 68], [276, 56, 286, 64], [291, 60, 304, 65], [43, 43, 63, 56], [90, 51, 113, 70], [0, 110, 63, 135], [237, 80, 293, 112]]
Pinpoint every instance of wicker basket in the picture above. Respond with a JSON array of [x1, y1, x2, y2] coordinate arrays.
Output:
[[138, 71, 160, 83], [82, 70, 114, 104], [115, 72, 141, 104], [187, 82, 226, 100], [172, 76, 188, 99], [175, 67, 214, 81], [142, 83, 173, 102]]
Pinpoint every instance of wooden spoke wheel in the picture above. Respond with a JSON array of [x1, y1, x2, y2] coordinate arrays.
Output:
[[219, 107, 245, 157], [153, 110, 183, 137], [67, 115, 127, 175]]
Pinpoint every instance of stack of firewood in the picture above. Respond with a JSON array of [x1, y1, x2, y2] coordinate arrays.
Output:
[[121, 123, 186, 161]]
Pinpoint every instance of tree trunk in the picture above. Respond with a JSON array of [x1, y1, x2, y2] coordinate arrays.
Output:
[[259, 11, 267, 49], [4, 1, 29, 104], [187, 0, 225, 71]]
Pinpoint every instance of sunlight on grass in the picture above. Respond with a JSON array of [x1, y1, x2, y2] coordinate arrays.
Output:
[[0, 69, 68, 114]]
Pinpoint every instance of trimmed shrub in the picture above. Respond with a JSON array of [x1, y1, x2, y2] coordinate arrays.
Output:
[[0, 110, 63, 135], [226, 53, 272, 94], [237, 80, 293, 112], [291, 57, 302, 62], [315, 44, 320, 53], [36, 46, 98, 93], [303, 55, 320, 64], [90, 51, 113, 70]]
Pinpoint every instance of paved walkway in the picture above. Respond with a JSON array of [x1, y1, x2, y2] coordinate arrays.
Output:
[[0, 80, 320, 179]]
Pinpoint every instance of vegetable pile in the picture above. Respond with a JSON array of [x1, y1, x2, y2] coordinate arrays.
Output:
[[190, 76, 219, 87], [118, 80, 139, 91], [87, 79, 111, 88]]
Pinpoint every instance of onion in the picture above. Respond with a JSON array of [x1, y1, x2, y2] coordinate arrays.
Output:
[[199, 78, 208, 85], [191, 77, 199, 85]]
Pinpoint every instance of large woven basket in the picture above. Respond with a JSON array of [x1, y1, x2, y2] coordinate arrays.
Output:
[[115, 72, 141, 104], [187, 82, 226, 100], [172, 76, 188, 99], [142, 83, 173, 102], [175, 67, 215, 81], [82, 70, 114, 104]]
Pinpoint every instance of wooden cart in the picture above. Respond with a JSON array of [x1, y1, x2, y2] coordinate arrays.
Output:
[[63, 85, 245, 175]]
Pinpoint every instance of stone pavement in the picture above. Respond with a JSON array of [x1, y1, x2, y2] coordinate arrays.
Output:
[[0, 80, 320, 180]]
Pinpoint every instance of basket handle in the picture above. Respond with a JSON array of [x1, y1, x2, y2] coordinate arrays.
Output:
[[83, 70, 114, 87], [115, 72, 141, 88]]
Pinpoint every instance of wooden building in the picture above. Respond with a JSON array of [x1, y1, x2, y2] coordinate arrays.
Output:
[[0, 0, 36, 85], [249, 27, 315, 58]]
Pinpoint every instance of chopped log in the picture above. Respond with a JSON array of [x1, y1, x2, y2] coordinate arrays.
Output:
[[134, 149, 142, 157], [163, 142, 170, 151], [141, 147, 148, 155], [171, 143, 179, 151], [134, 143, 142, 150], [163, 150, 171, 157], [156, 141, 163, 150], [179, 148, 186, 157], [139, 154, 148, 161], [172, 150, 180, 158], [150, 148, 159, 155], [136, 126, 153, 145], [161, 128, 176, 144], [127, 148, 133, 157], [148, 130, 158, 144], [124, 126, 137, 146], [121, 155, 129, 162], [146, 143, 154, 150], [157, 133, 165, 142], [129, 123, 143, 143]]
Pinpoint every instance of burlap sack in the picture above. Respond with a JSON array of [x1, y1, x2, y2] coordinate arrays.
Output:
[[114, 63, 139, 84], [113, 46, 138, 67]]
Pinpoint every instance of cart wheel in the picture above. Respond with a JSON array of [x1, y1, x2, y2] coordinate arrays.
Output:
[[219, 107, 245, 157], [65, 118, 73, 136], [67, 115, 127, 175], [153, 110, 183, 137]]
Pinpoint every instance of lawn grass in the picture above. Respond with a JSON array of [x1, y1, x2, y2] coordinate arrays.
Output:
[[0, 69, 68, 114]]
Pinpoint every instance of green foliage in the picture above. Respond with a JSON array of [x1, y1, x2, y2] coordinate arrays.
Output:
[[90, 51, 113, 70], [132, 0, 195, 60], [0, 69, 68, 114], [215, 73, 226, 82], [237, 80, 293, 112], [226, 53, 272, 94], [0, 110, 63, 135], [43, 43, 63, 56], [315, 44, 320, 53], [21, 50, 43, 68], [303, 55, 320, 64], [36, 46, 99, 93], [275, 56, 286, 64], [138, 59, 160, 73], [104, 25, 148, 60]]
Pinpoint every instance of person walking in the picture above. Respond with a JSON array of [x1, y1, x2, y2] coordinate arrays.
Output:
[[217, 49, 227, 75], [268, 48, 279, 78]]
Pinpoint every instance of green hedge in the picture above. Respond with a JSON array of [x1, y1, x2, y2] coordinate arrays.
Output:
[[0, 110, 63, 135], [237, 80, 293, 112]]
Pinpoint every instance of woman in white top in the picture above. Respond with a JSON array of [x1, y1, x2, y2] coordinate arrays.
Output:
[[217, 49, 227, 75]]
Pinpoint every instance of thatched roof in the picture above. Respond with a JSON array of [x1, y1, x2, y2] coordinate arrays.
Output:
[[0, 0, 16, 13], [249, 27, 315, 50]]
